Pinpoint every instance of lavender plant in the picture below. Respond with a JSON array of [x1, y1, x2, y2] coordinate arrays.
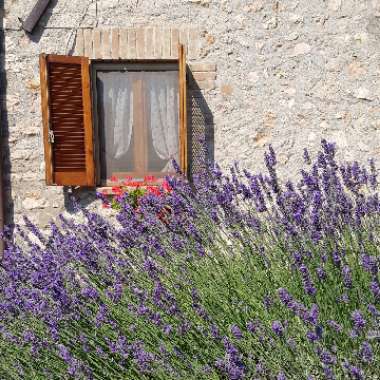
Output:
[[1, 140, 380, 379]]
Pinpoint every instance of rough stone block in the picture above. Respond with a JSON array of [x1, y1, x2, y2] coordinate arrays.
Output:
[[136, 28, 145, 59], [221, 84, 233, 96], [101, 29, 112, 59], [162, 28, 171, 58], [83, 28, 93, 58], [154, 27, 163, 58], [293, 42, 311, 56], [179, 28, 189, 53], [189, 63, 217, 72], [111, 28, 120, 59], [192, 72, 217, 81], [127, 28, 136, 59], [93, 28, 102, 59], [74, 29, 84, 56], [191, 79, 216, 91], [171, 28, 180, 58], [188, 28, 201, 59], [119, 28, 128, 59], [145, 28, 154, 58], [328, 0, 342, 11]]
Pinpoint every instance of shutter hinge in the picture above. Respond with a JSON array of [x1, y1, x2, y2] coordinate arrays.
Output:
[[48, 130, 55, 143]]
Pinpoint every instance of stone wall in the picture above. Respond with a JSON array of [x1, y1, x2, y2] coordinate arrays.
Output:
[[2, 0, 380, 227]]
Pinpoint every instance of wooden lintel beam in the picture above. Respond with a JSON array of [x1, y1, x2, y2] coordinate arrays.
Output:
[[22, 0, 51, 34]]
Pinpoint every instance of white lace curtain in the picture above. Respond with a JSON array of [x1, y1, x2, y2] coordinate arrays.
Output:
[[148, 71, 179, 171], [97, 70, 179, 175], [97, 72, 134, 160]]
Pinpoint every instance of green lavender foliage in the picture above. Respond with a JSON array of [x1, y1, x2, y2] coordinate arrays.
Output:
[[1, 141, 380, 379]]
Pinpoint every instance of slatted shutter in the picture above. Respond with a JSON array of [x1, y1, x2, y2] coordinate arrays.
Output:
[[178, 44, 188, 175], [39, 54, 95, 186]]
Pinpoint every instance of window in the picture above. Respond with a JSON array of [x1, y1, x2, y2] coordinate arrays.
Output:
[[39, 45, 187, 187]]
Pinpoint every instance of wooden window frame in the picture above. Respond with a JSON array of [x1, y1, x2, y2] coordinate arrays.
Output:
[[90, 60, 183, 186]]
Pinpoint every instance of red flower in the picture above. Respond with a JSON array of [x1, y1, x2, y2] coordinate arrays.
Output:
[[147, 186, 161, 196], [110, 175, 118, 182], [162, 180, 172, 192], [144, 175, 156, 183], [111, 186, 123, 195]]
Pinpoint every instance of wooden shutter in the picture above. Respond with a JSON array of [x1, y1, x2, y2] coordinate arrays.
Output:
[[178, 44, 188, 175], [39, 54, 95, 186]]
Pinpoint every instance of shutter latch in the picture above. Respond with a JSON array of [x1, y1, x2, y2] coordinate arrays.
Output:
[[48, 130, 55, 144]]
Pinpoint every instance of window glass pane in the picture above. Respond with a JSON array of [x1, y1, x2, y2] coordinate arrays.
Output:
[[146, 71, 179, 173], [96, 68, 179, 182], [97, 71, 135, 180]]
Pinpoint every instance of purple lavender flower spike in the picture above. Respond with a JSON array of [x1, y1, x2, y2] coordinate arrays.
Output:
[[351, 310, 366, 331], [306, 330, 319, 343], [303, 148, 311, 165], [349, 365, 364, 380], [327, 320, 343, 333], [219, 337, 246, 380], [322, 365, 336, 380], [360, 341, 373, 363], [319, 350, 336, 366], [210, 324, 220, 340], [368, 304, 380, 316], [338, 292, 350, 304], [278, 288, 293, 306], [272, 321, 284, 337], [342, 265, 352, 288], [299, 264, 317, 296], [370, 280, 380, 301], [231, 324, 243, 340], [246, 321, 258, 334], [306, 304, 319, 325], [58, 344, 72, 363], [265, 144, 277, 168], [369, 158, 378, 189], [163, 324, 172, 335], [361, 254, 378, 275], [316, 266, 326, 281]]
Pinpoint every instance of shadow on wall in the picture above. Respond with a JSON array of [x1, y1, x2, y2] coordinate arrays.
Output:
[[62, 66, 215, 214], [187, 69, 215, 179], [0, 0, 13, 234], [0, 0, 59, 229]]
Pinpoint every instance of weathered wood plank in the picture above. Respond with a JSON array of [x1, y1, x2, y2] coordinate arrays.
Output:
[[39, 53, 54, 185], [81, 57, 96, 186]]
